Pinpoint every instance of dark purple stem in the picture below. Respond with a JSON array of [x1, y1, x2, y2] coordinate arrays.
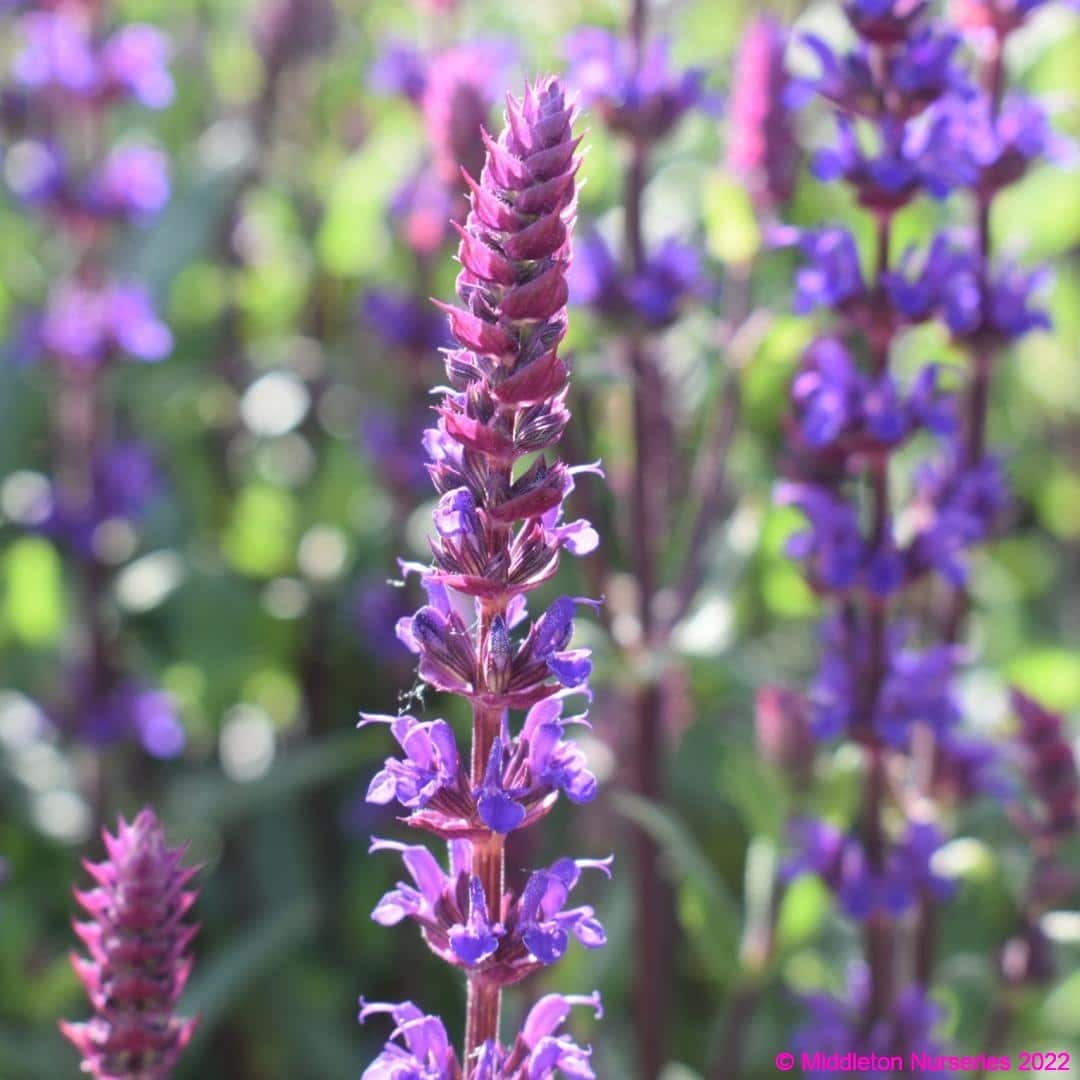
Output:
[[861, 206, 897, 1029], [463, 596, 508, 1069], [921, 36, 1009, 984]]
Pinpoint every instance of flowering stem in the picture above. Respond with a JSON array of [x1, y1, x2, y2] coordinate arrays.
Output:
[[464, 686, 507, 1066]]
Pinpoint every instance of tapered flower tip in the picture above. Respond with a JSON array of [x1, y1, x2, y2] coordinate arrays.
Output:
[[728, 14, 798, 213], [62, 807, 200, 1080]]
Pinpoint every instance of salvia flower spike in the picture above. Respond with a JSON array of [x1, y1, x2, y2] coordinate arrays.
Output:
[[774, 0, 1059, 1052], [60, 808, 200, 1080], [359, 75, 606, 1078]]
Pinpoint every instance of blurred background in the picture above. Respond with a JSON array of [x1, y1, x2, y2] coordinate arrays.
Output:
[[1, 0, 1079, 1077]]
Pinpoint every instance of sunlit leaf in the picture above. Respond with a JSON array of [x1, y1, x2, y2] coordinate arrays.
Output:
[[3, 538, 65, 647]]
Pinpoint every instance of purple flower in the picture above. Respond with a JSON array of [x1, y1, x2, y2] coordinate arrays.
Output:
[[568, 230, 625, 316], [14, 12, 98, 95], [791, 29, 970, 120], [625, 239, 711, 326], [777, 483, 901, 596], [15, 16, 173, 108], [93, 145, 171, 218], [60, 809, 199, 1080], [908, 444, 1010, 584], [362, 288, 451, 354], [793, 972, 946, 1077], [75, 680, 186, 759], [932, 732, 1011, 803], [361, 713, 464, 812], [790, 337, 954, 452], [38, 441, 161, 557], [809, 615, 963, 744], [563, 28, 713, 140], [888, 236, 1050, 341], [784, 819, 951, 920], [812, 110, 972, 210], [368, 41, 428, 104], [369, 839, 608, 979], [511, 857, 611, 966], [358, 999, 460, 1080], [359, 693, 596, 839], [790, 228, 867, 315], [941, 93, 1072, 198], [473, 991, 603, 1079], [359, 993, 603, 1080], [39, 283, 172, 367], [569, 233, 709, 326], [99, 25, 174, 109]]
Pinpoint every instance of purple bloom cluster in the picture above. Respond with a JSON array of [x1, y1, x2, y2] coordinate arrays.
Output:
[[34, 282, 172, 369], [368, 839, 609, 979], [359, 992, 603, 1080], [4, 1, 180, 759], [14, 15, 173, 106], [789, 225, 1051, 345], [784, 818, 952, 920], [774, 0, 1061, 1042], [362, 690, 597, 838], [792, 970, 946, 1080], [359, 77, 606, 1074], [32, 441, 160, 558], [60, 809, 199, 1080], [563, 28, 714, 140], [569, 232, 711, 328], [563, 29, 718, 329], [9, 11, 172, 230]]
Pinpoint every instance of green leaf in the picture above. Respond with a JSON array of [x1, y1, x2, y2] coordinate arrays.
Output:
[[221, 484, 298, 578], [720, 746, 788, 840], [614, 791, 736, 912], [184, 898, 319, 1048], [3, 537, 65, 647], [318, 123, 416, 278], [775, 876, 831, 951], [165, 730, 367, 830], [704, 172, 761, 265], [1006, 648, 1080, 711], [1043, 969, 1080, 1037], [613, 791, 740, 980]]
